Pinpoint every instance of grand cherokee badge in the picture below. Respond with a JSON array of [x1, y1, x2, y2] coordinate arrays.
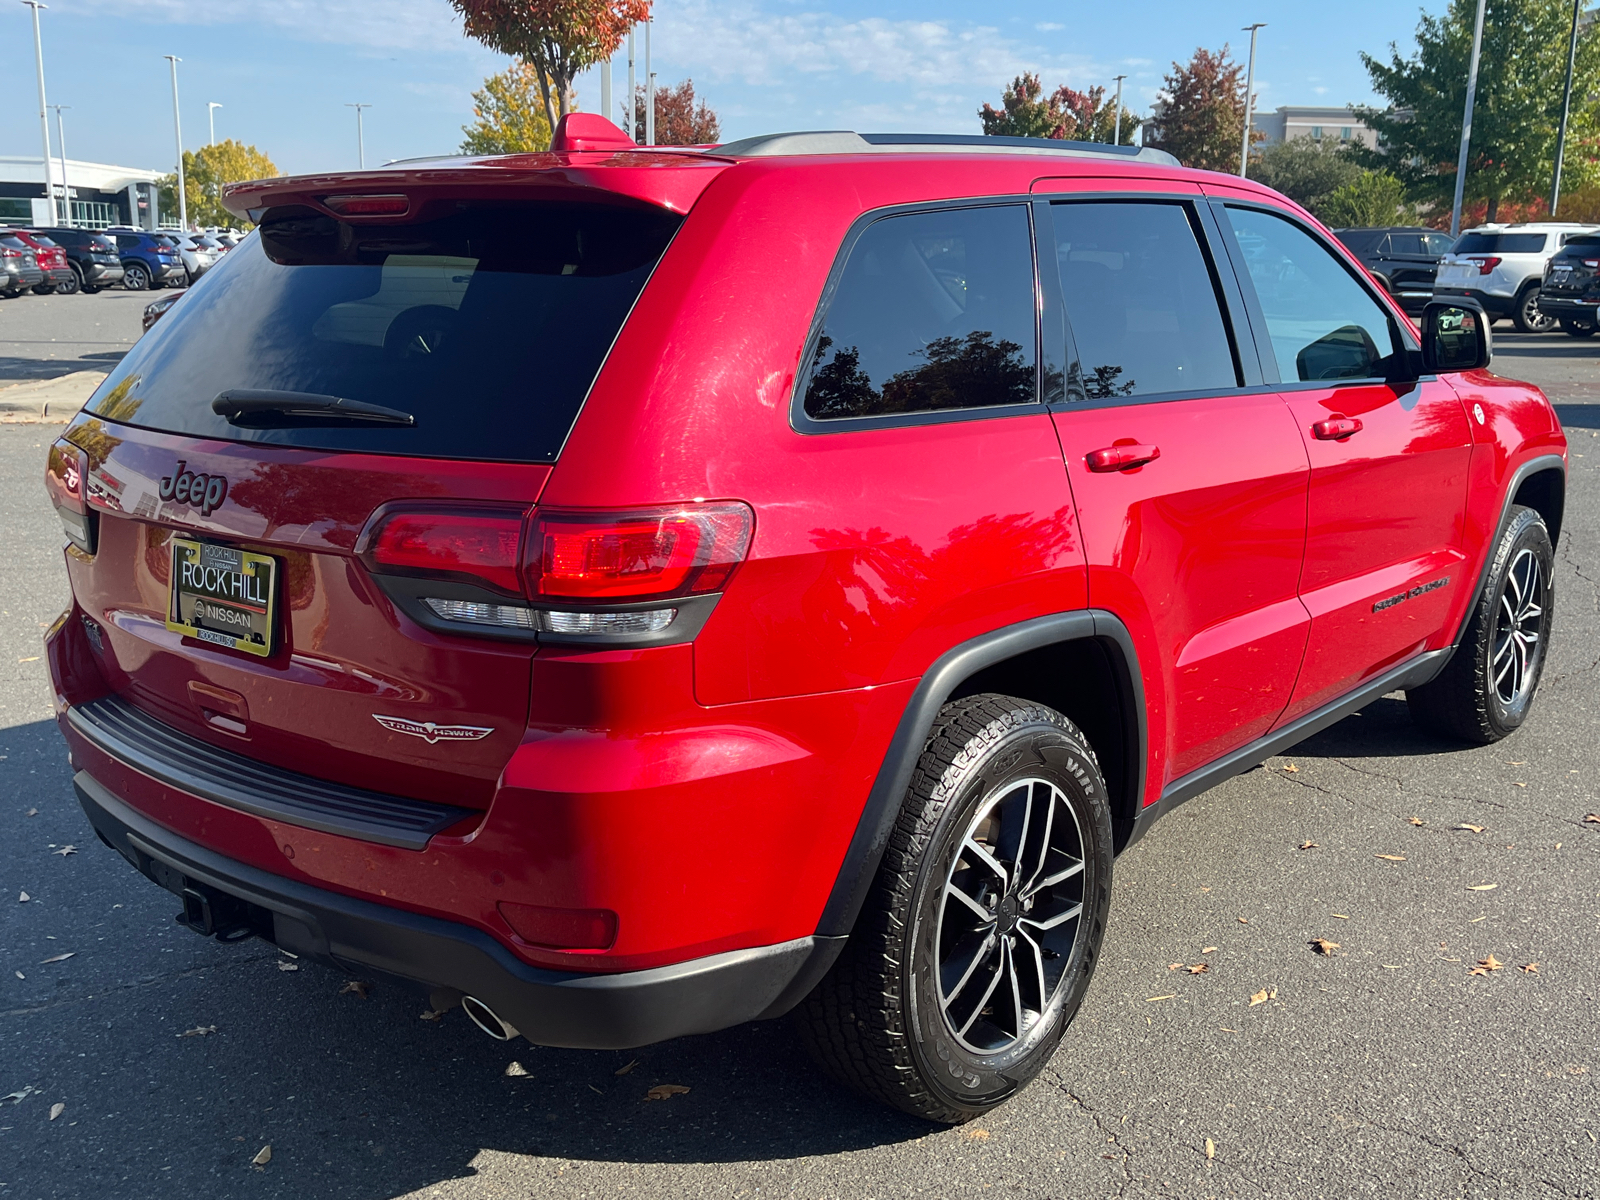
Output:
[[372, 714, 493, 744]]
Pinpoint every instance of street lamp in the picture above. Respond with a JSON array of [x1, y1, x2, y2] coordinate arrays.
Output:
[[1450, 0, 1487, 236], [1112, 74, 1127, 146], [346, 103, 371, 169], [626, 29, 636, 139], [1551, 0, 1582, 217], [21, 1, 58, 225], [164, 55, 186, 231], [1239, 22, 1265, 177], [49, 104, 70, 226], [208, 102, 222, 146], [644, 18, 654, 146]]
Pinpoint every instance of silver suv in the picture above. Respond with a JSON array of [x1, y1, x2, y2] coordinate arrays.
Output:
[[1434, 222, 1600, 332]]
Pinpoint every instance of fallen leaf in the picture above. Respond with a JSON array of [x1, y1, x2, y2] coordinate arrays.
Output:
[[1145, 994, 1176, 1002], [419, 1010, 443, 1021], [1506, 760, 1527, 766], [17, 656, 39, 663], [1584, 814, 1600, 824], [961, 1127, 991, 1141], [1237, 917, 1249, 924], [339, 980, 370, 999], [1248, 989, 1271, 1007], [14, 971, 23, 980], [1468, 954, 1504, 976], [1310, 938, 1340, 956], [3, 1086, 35, 1105], [1187, 963, 1209, 974], [1408, 816, 1424, 826], [49, 1103, 64, 1121], [1521, 962, 1540, 974], [645, 1084, 690, 1101], [52, 846, 75, 857], [504, 1061, 529, 1077], [1566, 1064, 1589, 1077], [1167, 962, 1183, 971], [1468, 915, 1488, 923], [1298, 840, 1318, 850], [17, 891, 28, 903], [1281, 763, 1299, 773], [1201, 946, 1218, 954], [1375, 854, 1407, 862], [614, 1059, 639, 1077], [1467, 883, 1498, 891], [1205, 1137, 1216, 1160], [25, 808, 37, 817], [1456, 824, 1485, 833], [1512, 782, 1527, 788], [588, 1084, 603, 1094], [276, 961, 298, 972], [39, 953, 73, 964], [252, 1144, 272, 1166], [1332, 913, 1349, 919], [1382, 964, 1403, 969], [178, 1025, 217, 1038]]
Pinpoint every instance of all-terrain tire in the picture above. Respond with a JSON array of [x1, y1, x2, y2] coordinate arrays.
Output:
[[796, 694, 1114, 1123], [1407, 505, 1554, 743]]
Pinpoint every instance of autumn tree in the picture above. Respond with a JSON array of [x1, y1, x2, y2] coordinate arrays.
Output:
[[461, 62, 555, 153], [1356, 0, 1600, 222], [631, 78, 720, 145], [1144, 46, 1257, 172], [158, 140, 278, 229], [1247, 136, 1364, 214], [451, 0, 650, 131], [979, 73, 1138, 143]]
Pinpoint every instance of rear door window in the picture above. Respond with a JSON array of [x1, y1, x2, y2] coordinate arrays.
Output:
[[1423, 233, 1456, 255], [1050, 201, 1239, 400], [85, 203, 682, 463], [801, 204, 1038, 421], [1387, 233, 1423, 255], [1225, 205, 1397, 383]]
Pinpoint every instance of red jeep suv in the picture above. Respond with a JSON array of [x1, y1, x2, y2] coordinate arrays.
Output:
[[43, 115, 1566, 1123]]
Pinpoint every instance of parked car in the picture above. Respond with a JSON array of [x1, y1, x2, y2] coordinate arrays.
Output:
[[170, 233, 223, 282], [104, 227, 186, 290], [28, 226, 125, 293], [1534, 231, 1600, 337], [1332, 226, 1455, 313], [0, 228, 46, 297], [44, 115, 1568, 1124], [1433, 222, 1600, 331], [7, 228, 75, 294], [141, 289, 182, 333]]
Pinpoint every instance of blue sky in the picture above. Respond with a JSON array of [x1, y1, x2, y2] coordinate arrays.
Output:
[[0, 0, 1439, 176]]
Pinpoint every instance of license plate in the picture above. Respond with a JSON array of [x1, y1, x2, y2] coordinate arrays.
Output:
[[1551, 267, 1573, 283], [166, 538, 277, 657], [1437, 264, 1473, 283]]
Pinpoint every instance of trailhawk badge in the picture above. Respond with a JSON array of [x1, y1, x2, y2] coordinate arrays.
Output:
[[372, 714, 494, 744]]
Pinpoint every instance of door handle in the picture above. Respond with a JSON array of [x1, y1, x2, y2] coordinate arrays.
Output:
[[1086, 444, 1161, 472], [1311, 416, 1363, 441]]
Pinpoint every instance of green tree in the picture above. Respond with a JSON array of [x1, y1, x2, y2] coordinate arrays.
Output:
[[1358, 0, 1600, 222], [980, 73, 1138, 143], [1248, 136, 1365, 215], [451, 0, 650, 131], [1321, 170, 1410, 226], [1145, 46, 1258, 171], [158, 140, 278, 229], [461, 62, 555, 153]]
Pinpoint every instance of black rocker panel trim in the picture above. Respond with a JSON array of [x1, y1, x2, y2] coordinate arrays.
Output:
[[68, 694, 474, 851]]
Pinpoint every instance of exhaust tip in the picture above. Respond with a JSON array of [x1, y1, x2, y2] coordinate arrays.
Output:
[[461, 995, 520, 1041]]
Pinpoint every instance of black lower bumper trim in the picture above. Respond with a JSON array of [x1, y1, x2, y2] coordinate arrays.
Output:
[[75, 771, 843, 1049]]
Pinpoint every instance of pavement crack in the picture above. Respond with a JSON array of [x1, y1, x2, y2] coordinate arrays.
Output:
[[0, 949, 281, 1018], [1052, 1081, 1136, 1198]]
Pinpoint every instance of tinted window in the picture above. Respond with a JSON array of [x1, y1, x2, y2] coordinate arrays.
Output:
[[1333, 229, 1382, 253], [802, 205, 1037, 420], [1454, 232, 1547, 254], [1423, 233, 1456, 255], [0, 235, 27, 251], [116, 235, 139, 251], [30, 235, 58, 248], [1387, 233, 1423, 255], [1052, 201, 1237, 400], [86, 204, 682, 462], [1226, 206, 1396, 383]]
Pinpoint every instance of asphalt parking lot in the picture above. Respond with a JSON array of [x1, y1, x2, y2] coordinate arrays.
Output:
[[1, 296, 1597, 1199]]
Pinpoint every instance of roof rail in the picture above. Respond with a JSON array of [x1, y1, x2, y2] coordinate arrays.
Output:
[[712, 130, 1181, 167]]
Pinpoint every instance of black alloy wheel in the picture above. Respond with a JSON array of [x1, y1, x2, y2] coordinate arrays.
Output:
[[1560, 316, 1596, 338], [54, 268, 79, 295], [122, 261, 150, 291]]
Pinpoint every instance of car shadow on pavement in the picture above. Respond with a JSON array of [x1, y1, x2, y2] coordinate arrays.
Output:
[[1553, 403, 1600, 428], [1280, 696, 1465, 760]]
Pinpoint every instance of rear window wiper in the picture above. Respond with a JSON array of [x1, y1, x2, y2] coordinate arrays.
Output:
[[212, 390, 416, 428]]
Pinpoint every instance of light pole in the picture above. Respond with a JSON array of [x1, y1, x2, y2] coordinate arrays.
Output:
[[626, 29, 636, 139], [1551, 0, 1582, 217], [49, 104, 70, 226], [22, 2, 58, 225], [208, 101, 222, 146], [1112, 74, 1127, 145], [164, 55, 187, 231], [644, 18, 654, 146], [601, 57, 612, 126], [346, 103, 371, 169], [1239, 22, 1265, 177], [1450, 0, 1487, 237]]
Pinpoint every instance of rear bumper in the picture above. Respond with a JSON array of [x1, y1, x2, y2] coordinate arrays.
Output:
[[1535, 294, 1599, 319], [1434, 286, 1517, 317], [75, 769, 842, 1049], [82, 260, 124, 282]]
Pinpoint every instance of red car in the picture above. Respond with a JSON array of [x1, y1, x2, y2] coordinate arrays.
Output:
[[43, 115, 1566, 1122], [8, 228, 75, 294]]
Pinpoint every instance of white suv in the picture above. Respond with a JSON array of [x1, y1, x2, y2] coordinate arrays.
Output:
[[1434, 222, 1600, 332]]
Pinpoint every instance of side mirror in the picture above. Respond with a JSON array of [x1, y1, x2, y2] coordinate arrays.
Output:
[[1421, 299, 1492, 374]]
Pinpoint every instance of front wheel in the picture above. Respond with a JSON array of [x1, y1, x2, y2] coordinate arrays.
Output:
[[1560, 316, 1596, 338], [1408, 505, 1554, 742], [1513, 286, 1557, 333], [122, 261, 150, 291], [798, 694, 1113, 1123]]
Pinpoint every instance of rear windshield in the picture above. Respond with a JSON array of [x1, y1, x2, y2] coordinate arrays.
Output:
[[1333, 229, 1383, 252], [1560, 235, 1600, 251], [1454, 232, 1546, 254], [85, 203, 681, 462]]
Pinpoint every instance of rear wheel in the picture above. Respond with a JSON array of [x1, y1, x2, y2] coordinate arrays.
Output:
[[54, 268, 79, 295], [1560, 316, 1596, 338], [797, 694, 1113, 1123], [32, 283, 56, 295], [123, 261, 150, 291], [1513, 286, 1556, 333], [1407, 505, 1554, 743]]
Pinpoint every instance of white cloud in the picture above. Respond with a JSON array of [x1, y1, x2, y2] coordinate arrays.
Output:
[[1036, 22, 1064, 31]]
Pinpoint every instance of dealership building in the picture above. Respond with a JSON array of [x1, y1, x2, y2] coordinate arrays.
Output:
[[0, 156, 165, 229]]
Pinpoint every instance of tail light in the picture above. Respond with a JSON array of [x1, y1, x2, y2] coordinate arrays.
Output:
[[358, 500, 753, 644], [44, 438, 95, 553], [1473, 256, 1501, 275], [1583, 259, 1600, 268]]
